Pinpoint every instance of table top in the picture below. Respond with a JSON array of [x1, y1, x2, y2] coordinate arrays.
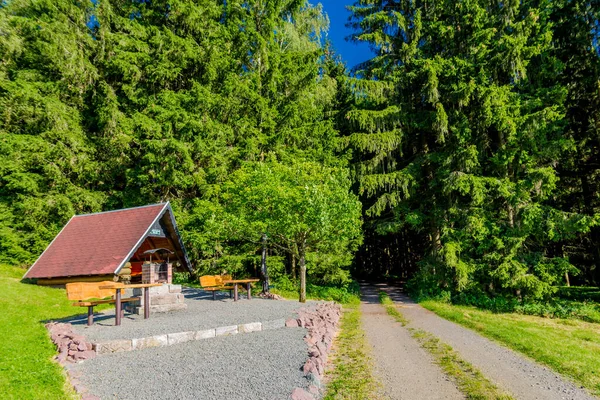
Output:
[[99, 283, 163, 289], [223, 279, 260, 284]]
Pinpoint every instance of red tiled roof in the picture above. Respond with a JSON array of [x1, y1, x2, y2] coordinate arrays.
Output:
[[24, 204, 168, 279]]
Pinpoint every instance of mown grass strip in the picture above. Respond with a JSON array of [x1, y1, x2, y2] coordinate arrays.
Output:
[[422, 300, 600, 397], [379, 292, 513, 400], [323, 303, 381, 400], [379, 290, 408, 326], [0, 264, 109, 399]]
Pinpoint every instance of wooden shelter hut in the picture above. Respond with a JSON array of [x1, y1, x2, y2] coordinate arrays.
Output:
[[23, 203, 192, 285]]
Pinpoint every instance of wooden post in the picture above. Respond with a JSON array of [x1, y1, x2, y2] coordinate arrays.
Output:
[[115, 288, 122, 326], [234, 283, 239, 301], [261, 234, 270, 293], [144, 287, 150, 319], [299, 250, 306, 303], [247, 282, 252, 300], [87, 306, 94, 326]]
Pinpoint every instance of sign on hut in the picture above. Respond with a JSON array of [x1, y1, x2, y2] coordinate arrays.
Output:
[[23, 203, 192, 286]]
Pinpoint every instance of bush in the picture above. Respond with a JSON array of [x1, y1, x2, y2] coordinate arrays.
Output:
[[271, 275, 360, 305], [557, 286, 600, 302], [449, 289, 600, 323], [407, 272, 600, 323]]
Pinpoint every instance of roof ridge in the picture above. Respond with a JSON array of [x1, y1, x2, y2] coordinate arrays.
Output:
[[74, 202, 168, 217]]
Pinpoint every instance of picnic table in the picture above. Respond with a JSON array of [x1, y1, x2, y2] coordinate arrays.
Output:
[[99, 283, 162, 326], [222, 279, 260, 301]]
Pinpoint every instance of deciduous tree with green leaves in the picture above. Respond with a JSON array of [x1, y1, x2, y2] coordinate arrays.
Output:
[[219, 161, 363, 302]]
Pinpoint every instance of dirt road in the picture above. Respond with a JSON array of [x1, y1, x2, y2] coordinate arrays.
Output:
[[361, 283, 597, 400], [360, 284, 464, 399]]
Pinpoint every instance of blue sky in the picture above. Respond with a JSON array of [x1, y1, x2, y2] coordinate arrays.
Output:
[[319, 1, 373, 70]]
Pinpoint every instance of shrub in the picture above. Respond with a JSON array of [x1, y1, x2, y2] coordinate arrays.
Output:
[[271, 276, 360, 305]]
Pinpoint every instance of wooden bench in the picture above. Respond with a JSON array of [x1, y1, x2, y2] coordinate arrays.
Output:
[[66, 281, 139, 326], [199, 275, 234, 300]]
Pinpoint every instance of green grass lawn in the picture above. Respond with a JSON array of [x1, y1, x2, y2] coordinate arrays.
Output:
[[422, 300, 600, 397], [0, 264, 92, 399], [323, 303, 381, 400]]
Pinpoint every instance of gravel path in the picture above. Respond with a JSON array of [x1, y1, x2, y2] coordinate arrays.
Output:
[[71, 327, 309, 400], [360, 284, 464, 400], [378, 284, 597, 400], [67, 288, 308, 342]]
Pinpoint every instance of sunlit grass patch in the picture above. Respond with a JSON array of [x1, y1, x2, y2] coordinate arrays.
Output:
[[422, 300, 600, 397], [0, 264, 95, 399], [323, 303, 381, 399]]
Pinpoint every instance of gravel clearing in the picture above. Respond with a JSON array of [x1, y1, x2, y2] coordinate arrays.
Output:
[[67, 288, 309, 342], [377, 284, 597, 400], [360, 284, 464, 400], [71, 327, 310, 400]]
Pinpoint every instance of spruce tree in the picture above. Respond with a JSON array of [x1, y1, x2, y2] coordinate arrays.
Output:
[[346, 0, 595, 298]]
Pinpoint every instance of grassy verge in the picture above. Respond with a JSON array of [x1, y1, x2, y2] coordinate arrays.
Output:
[[379, 291, 408, 325], [379, 292, 512, 400], [271, 281, 361, 305], [0, 264, 97, 399], [323, 303, 381, 400], [270, 287, 361, 305], [422, 300, 600, 397]]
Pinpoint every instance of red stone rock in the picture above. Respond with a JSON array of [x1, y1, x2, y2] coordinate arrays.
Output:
[[303, 359, 317, 376], [316, 342, 327, 357], [73, 350, 96, 361], [56, 352, 67, 363], [314, 357, 324, 376], [286, 318, 299, 328], [290, 388, 315, 400], [71, 334, 86, 344]]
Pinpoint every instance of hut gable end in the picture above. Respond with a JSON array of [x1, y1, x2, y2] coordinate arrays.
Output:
[[23, 203, 191, 281]]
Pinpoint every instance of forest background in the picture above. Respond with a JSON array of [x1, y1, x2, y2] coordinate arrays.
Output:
[[1, 0, 600, 306]]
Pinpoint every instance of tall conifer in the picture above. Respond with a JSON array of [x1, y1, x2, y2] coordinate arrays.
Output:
[[346, 0, 595, 298]]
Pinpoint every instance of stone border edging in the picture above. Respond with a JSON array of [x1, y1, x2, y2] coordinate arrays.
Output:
[[287, 302, 343, 400], [92, 318, 286, 355]]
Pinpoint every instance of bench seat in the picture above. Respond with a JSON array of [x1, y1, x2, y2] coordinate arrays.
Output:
[[66, 281, 140, 325], [199, 275, 235, 300], [201, 286, 234, 292], [72, 297, 139, 307]]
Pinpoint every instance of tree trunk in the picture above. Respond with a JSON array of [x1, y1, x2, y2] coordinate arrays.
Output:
[[299, 249, 306, 303], [291, 254, 296, 280], [565, 272, 570, 287], [261, 234, 269, 293]]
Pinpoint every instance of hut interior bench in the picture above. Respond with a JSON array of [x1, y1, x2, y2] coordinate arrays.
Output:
[[66, 281, 139, 326], [199, 275, 235, 300]]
